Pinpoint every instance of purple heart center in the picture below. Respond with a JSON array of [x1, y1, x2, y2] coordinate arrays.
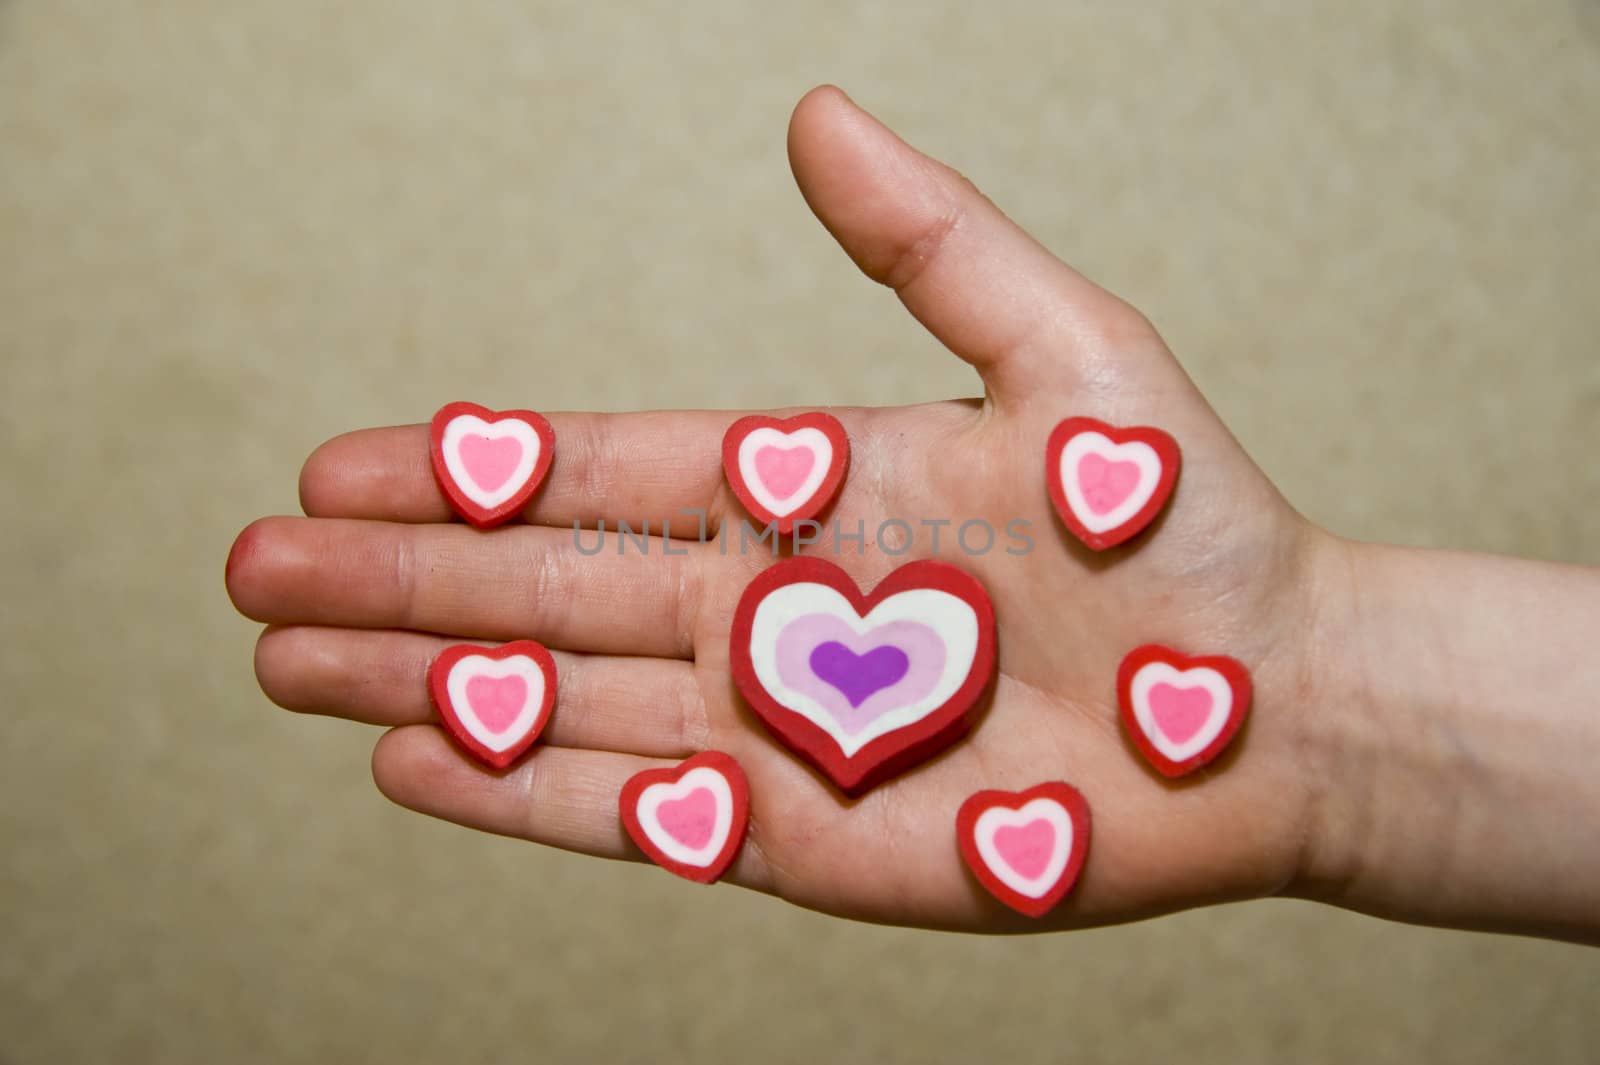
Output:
[[808, 642, 910, 708]]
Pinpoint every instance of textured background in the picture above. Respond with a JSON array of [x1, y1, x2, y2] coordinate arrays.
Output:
[[3, 2, 1599, 1062]]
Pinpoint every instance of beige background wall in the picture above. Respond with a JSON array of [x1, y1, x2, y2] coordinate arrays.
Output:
[[3, 2, 1598, 1062]]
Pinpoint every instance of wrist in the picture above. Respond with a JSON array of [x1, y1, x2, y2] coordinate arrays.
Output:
[[1279, 534, 1409, 907], [1286, 535, 1600, 942]]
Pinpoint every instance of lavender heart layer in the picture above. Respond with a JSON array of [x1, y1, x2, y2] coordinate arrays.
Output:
[[774, 614, 946, 737]]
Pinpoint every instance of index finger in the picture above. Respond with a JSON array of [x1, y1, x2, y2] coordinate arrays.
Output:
[[299, 410, 737, 533]]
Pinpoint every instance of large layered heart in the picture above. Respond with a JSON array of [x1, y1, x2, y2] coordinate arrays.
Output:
[[427, 641, 557, 769], [430, 401, 557, 528], [730, 557, 997, 796], [721, 413, 849, 534], [1045, 416, 1180, 550], [1117, 644, 1252, 777], [957, 782, 1091, 918], [620, 751, 750, 883]]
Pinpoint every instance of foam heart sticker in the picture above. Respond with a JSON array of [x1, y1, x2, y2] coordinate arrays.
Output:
[[1117, 644, 1252, 778], [1046, 416, 1181, 551], [430, 401, 557, 528], [730, 557, 997, 796], [721, 413, 849, 534], [620, 751, 750, 884], [427, 641, 557, 769], [957, 782, 1091, 918]]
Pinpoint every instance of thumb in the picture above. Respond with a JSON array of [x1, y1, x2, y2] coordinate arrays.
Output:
[[787, 85, 1164, 406]]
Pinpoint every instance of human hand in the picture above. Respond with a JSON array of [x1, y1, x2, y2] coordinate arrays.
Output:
[[225, 87, 1371, 931]]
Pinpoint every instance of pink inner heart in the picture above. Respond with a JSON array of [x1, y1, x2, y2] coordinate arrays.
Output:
[[994, 818, 1056, 880], [656, 787, 717, 850], [1149, 682, 1214, 744], [460, 434, 523, 493], [754, 445, 816, 500], [465, 674, 528, 733], [1077, 452, 1141, 515]]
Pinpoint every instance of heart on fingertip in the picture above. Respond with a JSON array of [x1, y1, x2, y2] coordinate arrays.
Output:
[[1046, 417, 1180, 550], [730, 557, 997, 796], [430, 401, 556, 528], [1117, 644, 1252, 778], [721, 413, 849, 534], [957, 782, 1091, 918], [427, 641, 557, 769], [620, 751, 750, 884]]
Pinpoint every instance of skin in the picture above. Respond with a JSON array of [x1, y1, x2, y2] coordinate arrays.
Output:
[[226, 86, 1600, 942]]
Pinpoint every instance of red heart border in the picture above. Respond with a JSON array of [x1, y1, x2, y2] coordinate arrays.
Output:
[[730, 557, 997, 797], [619, 751, 750, 884], [721, 412, 850, 535], [427, 640, 558, 770], [1116, 644, 1252, 778], [957, 781, 1092, 919], [1045, 416, 1181, 551], [430, 401, 557, 529]]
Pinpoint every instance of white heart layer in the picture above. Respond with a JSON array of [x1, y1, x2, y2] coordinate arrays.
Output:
[[633, 766, 736, 868], [1057, 430, 1164, 534], [736, 427, 834, 518], [444, 654, 548, 754], [439, 414, 542, 510], [973, 798, 1076, 900], [1126, 661, 1234, 763], [746, 582, 979, 758]]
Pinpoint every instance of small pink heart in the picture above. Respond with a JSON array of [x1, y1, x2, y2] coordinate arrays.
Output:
[[460, 434, 523, 493], [994, 818, 1056, 880], [755, 445, 816, 500], [1077, 452, 1141, 515], [657, 787, 717, 850], [1149, 682, 1213, 744], [465, 674, 528, 733]]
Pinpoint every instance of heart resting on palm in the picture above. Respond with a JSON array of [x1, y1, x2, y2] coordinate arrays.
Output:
[[730, 556, 996, 797], [227, 86, 1331, 932]]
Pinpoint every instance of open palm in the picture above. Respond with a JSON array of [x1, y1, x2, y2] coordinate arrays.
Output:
[[228, 87, 1332, 931]]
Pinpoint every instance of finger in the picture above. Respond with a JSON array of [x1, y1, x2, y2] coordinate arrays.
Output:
[[299, 410, 737, 529], [226, 516, 703, 658], [254, 625, 707, 758], [371, 726, 775, 891], [787, 85, 1167, 404]]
